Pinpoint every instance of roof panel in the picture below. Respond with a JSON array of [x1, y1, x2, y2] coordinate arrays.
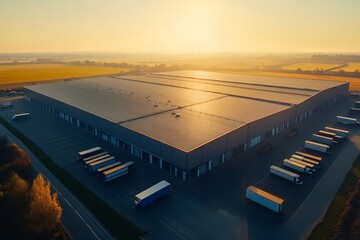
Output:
[[122, 107, 242, 151], [187, 97, 290, 123], [154, 70, 345, 91], [119, 75, 309, 105], [24, 71, 347, 152], [25, 77, 223, 123]]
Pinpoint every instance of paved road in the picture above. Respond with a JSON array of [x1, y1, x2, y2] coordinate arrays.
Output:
[[0, 124, 114, 240], [277, 127, 360, 239], [1, 95, 359, 240]]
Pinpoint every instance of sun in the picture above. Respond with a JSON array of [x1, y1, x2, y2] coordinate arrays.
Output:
[[172, 3, 221, 53]]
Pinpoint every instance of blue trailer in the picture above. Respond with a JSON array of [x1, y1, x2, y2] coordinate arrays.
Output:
[[135, 180, 171, 210]]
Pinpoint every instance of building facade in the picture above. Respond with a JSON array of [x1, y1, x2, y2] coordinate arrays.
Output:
[[23, 71, 349, 181]]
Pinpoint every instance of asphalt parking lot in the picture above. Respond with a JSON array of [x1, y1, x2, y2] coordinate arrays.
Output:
[[0, 95, 359, 240]]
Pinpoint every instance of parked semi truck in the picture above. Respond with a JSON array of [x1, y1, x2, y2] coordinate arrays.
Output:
[[283, 159, 313, 174], [0, 102, 12, 108], [87, 157, 117, 173], [289, 157, 318, 170], [305, 141, 330, 154], [82, 151, 108, 163], [291, 154, 320, 167], [12, 113, 30, 121], [312, 134, 336, 145], [318, 130, 344, 142], [270, 165, 302, 185], [246, 185, 284, 213], [101, 161, 135, 182], [349, 108, 360, 114], [135, 180, 171, 210], [336, 116, 359, 125], [96, 162, 122, 178], [84, 154, 111, 166], [77, 147, 102, 161], [295, 151, 322, 162], [325, 127, 349, 138]]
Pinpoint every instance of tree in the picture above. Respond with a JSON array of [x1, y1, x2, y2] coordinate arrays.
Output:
[[0, 135, 8, 149], [1, 172, 29, 206], [0, 172, 29, 233], [27, 174, 62, 236], [0, 144, 31, 179]]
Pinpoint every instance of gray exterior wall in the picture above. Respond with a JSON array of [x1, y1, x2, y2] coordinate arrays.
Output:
[[22, 81, 349, 181]]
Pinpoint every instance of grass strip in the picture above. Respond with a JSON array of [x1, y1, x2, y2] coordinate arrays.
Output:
[[308, 153, 360, 240], [0, 116, 147, 240]]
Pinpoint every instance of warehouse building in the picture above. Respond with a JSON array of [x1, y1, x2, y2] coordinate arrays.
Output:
[[23, 71, 348, 181]]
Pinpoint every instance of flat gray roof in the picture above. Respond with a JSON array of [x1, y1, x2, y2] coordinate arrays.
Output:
[[117, 75, 309, 105], [26, 77, 222, 123], [122, 107, 243, 151], [24, 71, 347, 152], [153, 70, 345, 91]]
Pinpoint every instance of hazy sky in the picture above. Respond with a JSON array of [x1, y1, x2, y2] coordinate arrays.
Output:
[[1, 0, 359, 53]]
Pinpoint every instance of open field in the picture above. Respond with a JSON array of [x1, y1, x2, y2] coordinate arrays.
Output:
[[164, 56, 285, 69], [309, 153, 360, 240], [332, 62, 360, 72], [221, 70, 360, 90], [0, 64, 128, 88], [281, 62, 342, 71]]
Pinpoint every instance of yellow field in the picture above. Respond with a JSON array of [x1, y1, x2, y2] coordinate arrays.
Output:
[[282, 62, 342, 71], [333, 62, 360, 72], [221, 70, 360, 90], [0, 64, 128, 86]]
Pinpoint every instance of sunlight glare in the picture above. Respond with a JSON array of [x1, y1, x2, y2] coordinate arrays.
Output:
[[172, 3, 221, 53]]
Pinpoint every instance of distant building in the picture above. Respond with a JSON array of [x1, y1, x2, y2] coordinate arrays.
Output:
[[23, 71, 348, 181]]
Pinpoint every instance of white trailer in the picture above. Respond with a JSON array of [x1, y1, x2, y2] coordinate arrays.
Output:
[[101, 161, 135, 182], [312, 134, 335, 145], [336, 116, 359, 125], [82, 151, 108, 163], [77, 146, 102, 161], [305, 141, 330, 154], [283, 159, 313, 175], [12, 113, 30, 121], [246, 186, 284, 213], [289, 157, 317, 170], [0, 102, 12, 108], [325, 127, 349, 138], [291, 154, 321, 167], [318, 130, 336, 138], [96, 162, 122, 177], [84, 154, 111, 166], [295, 151, 322, 162], [135, 181, 171, 210], [318, 130, 344, 142], [270, 165, 302, 185], [349, 108, 360, 114], [87, 157, 117, 173]]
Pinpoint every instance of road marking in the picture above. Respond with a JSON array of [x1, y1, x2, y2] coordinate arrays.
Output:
[[218, 209, 238, 220], [86, 223, 101, 240], [51, 184, 62, 196], [159, 219, 187, 240], [63, 197, 73, 208], [74, 209, 86, 222]]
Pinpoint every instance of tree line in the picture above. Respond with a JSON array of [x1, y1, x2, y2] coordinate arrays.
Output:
[[0, 136, 64, 240]]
